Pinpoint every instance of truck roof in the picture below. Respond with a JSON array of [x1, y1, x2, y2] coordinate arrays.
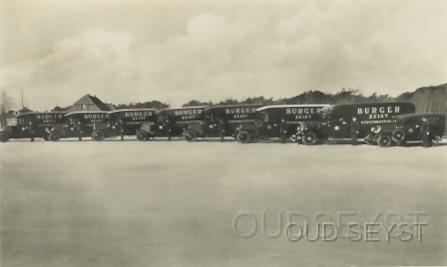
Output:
[[205, 103, 263, 111], [333, 102, 414, 109], [17, 111, 66, 118], [256, 104, 331, 112], [65, 111, 109, 117], [108, 108, 157, 114], [396, 113, 445, 119], [156, 106, 208, 113]]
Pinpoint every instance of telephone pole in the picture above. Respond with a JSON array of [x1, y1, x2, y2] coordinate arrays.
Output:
[[21, 89, 24, 109], [1, 91, 5, 114]]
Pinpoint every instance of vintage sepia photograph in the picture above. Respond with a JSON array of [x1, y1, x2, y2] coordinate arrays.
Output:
[[1, 0, 446, 266]]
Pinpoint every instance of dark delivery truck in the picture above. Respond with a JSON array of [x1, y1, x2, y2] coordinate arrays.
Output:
[[0, 112, 66, 142], [137, 106, 208, 140], [107, 108, 157, 140], [235, 104, 330, 143], [183, 104, 263, 141], [62, 111, 110, 141], [299, 102, 416, 145]]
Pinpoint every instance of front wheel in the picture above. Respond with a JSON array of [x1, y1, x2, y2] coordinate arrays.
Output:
[[49, 132, 61, 142], [184, 130, 196, 142], [136, 131, 148, 141], [302, 132, 317, 145], [92, 130, 105, 141], [391, 129, 405, 145], [365, 134, 377, 145], [236, 131, 250, 143], [378, 135, 392, 147]]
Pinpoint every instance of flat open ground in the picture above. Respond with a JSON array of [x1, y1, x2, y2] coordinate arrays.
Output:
[[1, 140, 446, 266]]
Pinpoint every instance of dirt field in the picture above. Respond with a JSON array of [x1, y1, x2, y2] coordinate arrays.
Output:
[[1, 140, 446, 266]]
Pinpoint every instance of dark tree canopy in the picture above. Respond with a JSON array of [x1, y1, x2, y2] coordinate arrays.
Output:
[[115, 100, 169, 110], [182, 100, 212, 107]]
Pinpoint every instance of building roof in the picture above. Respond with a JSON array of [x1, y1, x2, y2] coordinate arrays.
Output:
[[69, 94, 115, 111], [17, 107, 33, 114]]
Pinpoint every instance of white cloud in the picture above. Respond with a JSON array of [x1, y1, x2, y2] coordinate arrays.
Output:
[[1, 1, 446, 110]]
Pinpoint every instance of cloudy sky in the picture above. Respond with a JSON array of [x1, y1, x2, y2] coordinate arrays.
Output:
[[0, 0, 446, 110]]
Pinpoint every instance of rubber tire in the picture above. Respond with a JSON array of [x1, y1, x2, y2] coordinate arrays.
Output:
[[378, 135, 392, 147], [364, 134, 377, 145], [302, 132, 317, 145], [391, 129, 405, 144], [237, 131, 250, 143], [184, 130, 196, 142], [49, 132, 61, 142], [92, 130, 105, 141], [0, 132, 10, 143], [136, 131, 147, 141]]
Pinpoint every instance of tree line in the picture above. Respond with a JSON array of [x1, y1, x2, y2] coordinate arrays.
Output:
[[1, 84, 446, 114]]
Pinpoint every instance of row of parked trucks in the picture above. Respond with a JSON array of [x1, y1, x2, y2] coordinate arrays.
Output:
[[0, 102, 445, 147]]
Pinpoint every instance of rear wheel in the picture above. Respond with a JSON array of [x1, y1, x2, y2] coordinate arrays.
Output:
[[0, 132, 10, 143], [302, 132, 317, 145], [92, 130, 105, 141], [378, 135, 392, 147], [236, 131, 250, 143]]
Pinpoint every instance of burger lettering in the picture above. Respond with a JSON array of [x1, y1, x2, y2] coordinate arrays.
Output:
[[174, 109, 203, 121], [225, 107, 258, 115], [357, 105, 401, 120], [285, 107, 323, 115], [124, 111, 154, 121], [125, 111, 154, 118], [36, 113, 65, 124]]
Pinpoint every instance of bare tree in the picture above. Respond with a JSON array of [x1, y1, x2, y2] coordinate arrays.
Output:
[[1, 91, 14, 114]]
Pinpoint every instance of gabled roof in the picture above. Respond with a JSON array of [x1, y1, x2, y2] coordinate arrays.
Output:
[[70, 94, 115, 111], [18, 107, 33, 114]]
